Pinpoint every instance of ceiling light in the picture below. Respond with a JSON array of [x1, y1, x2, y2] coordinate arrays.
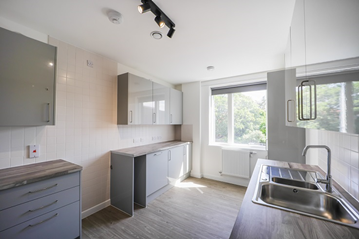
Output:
[[138, 3, 151, 14], [167, 27, 175, 38], [151, 31, 162, 40], [108, 10, 122, 24], [154, 15, 165, 28], [138, 0, 176, 38]]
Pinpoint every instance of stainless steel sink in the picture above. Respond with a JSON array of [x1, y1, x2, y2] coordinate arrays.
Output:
[[252, 165, 359, 228]]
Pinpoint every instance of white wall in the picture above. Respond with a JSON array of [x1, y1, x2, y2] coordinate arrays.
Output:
[[0, 19, 176, 216], [181, 82, 202, 178], [305, 129, 359, 201], [199, 73, 268, 186]]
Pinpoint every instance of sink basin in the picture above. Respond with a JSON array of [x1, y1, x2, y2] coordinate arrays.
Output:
[[260, 183, 357, 224], [252, 165, 359, 228], [272, 177, 319, 190]]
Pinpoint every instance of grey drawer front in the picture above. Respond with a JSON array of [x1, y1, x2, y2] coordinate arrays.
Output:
[[0, 201, 80, 239], [0, 186, 79, 231], [0, 172, 79, 210]]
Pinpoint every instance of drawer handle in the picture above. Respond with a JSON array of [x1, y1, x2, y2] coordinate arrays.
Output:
[[26, 213, 58, 229], [27, 200, 58, 213], [27, 184, 58, 194]]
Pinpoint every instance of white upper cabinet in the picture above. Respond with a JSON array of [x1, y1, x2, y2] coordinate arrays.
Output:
[[169, 88, 183, 125], [152, 82, 170, 124]]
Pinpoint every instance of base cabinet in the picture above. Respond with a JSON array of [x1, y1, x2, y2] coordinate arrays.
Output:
[[146, 151, 169, 196], [0, 172, 81, 239], [111, 142, 192, 216]]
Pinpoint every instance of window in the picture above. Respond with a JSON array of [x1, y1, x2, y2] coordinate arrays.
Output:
[[211, 83, 267, 148]]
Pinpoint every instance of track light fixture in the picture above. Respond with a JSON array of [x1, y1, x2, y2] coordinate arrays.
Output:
[[138, 0, 176, 38], [154, 15, 165, 28], [138, 3, 151, 14]]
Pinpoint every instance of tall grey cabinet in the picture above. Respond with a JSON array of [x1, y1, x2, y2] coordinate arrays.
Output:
[[0, 27, 56, 126], [267, 69, 305, 164]]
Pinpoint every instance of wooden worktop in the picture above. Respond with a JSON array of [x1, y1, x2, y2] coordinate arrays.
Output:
[[111, 141, 191, 157], [230, 159, 359, 239], [0, 159, 82, 191]]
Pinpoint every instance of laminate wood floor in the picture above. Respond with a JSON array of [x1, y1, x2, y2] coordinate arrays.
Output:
[[82, 177, 247, 239]]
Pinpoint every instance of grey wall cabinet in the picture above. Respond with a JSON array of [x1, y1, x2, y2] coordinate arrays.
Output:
[[118, 73, 153, 125], [152, 82, 170, 124], [146, 151, 169, 196], [169, 88, 183, 125], [267, 70, 305, 164], [117, 73, 182, 125], [0, 172, 81, 239], [0, 27, 56, 126]]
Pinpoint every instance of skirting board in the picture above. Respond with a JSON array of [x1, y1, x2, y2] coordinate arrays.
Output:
[[203, 174, 249, 187], [82, 199, 111, 219], [190, 171, 203, 178]]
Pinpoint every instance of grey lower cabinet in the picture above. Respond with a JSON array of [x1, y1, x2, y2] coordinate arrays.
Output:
[[110, 142, 192, 217], [146, 151, 169, 196], [0, 172, 81, 239]]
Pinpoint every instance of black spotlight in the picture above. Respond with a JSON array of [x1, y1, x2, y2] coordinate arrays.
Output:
[[138, 3, 151, 13], [154, 15, 165, 28], [138, 0, 176, 38], [167, 27, 175, 38]]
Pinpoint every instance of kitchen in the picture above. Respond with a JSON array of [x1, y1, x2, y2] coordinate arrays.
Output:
[[0, 0, 359, 238]]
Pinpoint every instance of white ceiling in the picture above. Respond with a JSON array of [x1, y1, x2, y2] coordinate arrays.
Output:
[[0, 0, 296, 85]]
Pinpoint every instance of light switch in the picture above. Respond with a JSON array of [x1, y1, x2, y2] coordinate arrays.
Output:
[[29, 145, 40, 158]]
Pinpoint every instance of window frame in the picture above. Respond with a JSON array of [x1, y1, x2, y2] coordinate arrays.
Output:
[[210, 83, 267, 150]]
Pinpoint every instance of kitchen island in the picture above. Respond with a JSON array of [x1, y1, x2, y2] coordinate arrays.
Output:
[[230, 158, 359, 239]]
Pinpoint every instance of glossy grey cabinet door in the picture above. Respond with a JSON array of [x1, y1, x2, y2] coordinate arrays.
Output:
[[146, 151, 168, 196], [152, 82, 170, 124], [117, 73, 152, 125], [169, 88, 183, 124], [0, 27, 56, 126]]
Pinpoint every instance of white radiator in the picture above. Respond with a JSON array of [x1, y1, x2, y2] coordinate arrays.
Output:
[[220, 148, 251, 178]]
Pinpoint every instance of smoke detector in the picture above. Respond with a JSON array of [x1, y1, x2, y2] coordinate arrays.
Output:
[[108, 11, 122, 24]]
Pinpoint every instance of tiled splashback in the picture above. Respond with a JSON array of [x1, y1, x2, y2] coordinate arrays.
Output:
[[306, 129, 359, 201], [0, 38, 176, 211]]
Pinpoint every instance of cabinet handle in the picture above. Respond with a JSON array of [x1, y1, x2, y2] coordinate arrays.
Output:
[[27, 200, 58, 213], [154, 152, 162, 156], [153, 113, 156, 123], [27, 184, 58, 194], [26, 213, 58, 228], [129, 111, 133, 123], [298, 80, 317, 121], [168, 150, 171, 161], [287, 100, 293, 122], [46, 103, 50, 123], [170, 114, 173, 123]]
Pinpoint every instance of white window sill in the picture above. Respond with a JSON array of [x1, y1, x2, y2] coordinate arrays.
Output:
[[209, 142, 267, 151]]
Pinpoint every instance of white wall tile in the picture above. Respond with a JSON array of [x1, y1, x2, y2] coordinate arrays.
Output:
[[306, 129, 359, 201], [0, 38, 176, 212]]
